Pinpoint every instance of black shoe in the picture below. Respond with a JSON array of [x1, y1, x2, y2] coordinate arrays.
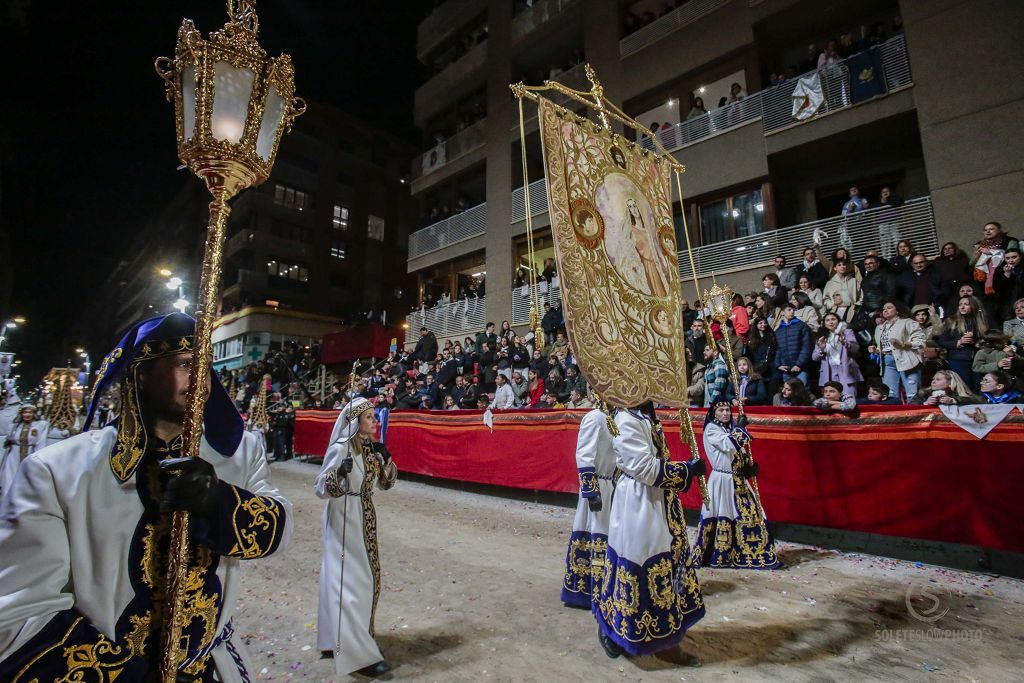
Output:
[[320, 650, 333, 659], [598, 629, 622, 658], [356, 660, 392, 677]]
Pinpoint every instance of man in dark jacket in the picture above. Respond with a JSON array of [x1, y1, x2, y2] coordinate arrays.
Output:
[[542, 303, 562, 345], [413, 327, 438, 362], [447, 375, 468, 408], [861, 254, 896, 315], [993, 248, 1024, 322], [898, 253, 947, 309], [793, 247, 829, 290], [775, 305, 813, 385], [475, 322, 498, 354], [435, 350, 459, 389]]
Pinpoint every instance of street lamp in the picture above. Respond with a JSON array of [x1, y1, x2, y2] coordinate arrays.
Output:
[[154, 2, 303, 678], [0, 317, 25, 347]]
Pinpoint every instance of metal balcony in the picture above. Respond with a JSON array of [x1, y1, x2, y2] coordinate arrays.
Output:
[[511, 0, 579, 43], [405, 294, 488, 343], [408, 202, 488, 260], [411, 117, 487, 182], [620, 0, 730, 59]]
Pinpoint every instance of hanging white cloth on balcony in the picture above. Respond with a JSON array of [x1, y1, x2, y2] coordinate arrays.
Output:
[[791, 72, 824, 121]]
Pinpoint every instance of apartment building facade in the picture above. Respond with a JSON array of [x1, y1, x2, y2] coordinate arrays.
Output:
[[404, 0, 1024, 342]]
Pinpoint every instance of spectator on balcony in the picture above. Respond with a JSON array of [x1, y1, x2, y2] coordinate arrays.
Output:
[[1004, 298, 1024, 348], [837, 32, 857, 59], [499, 320, 516, 346], [542, 302, 561, 345], [841, 186, 869, 216], [490, 373, 515, 409], [762, 273, 790, 310], [460, 378, 481, 409], [476, 322, 498, 354], [799, 43, 819, 74], [495, 337, 513, 382], [681, 298, 699, 329], [861, 254, 896, 316], [931, 241, 970, 310], [542, 257, 558, 285], [435, 349, 459, 391], [972, 221, 1019, 300], [794, 247, 829, 290], [826, 248, 862, 279], [687, 97, 708, 120], [513, 268, 528, 288], [728, 82, 746, 102], [724, 356, 767, 406], [823, 259, 860, 323], [936, 296, 990, 389], [773, 378, 814, 406], [870, 301, 925, 402], [818, 40, 841, 68], [446, 374, 468, 406], [994, 249, 1024, 322], [509, 370, 529, 406], [774, 255, 798, 290], [753, 293, 779, 327], [978, 371, 1021, 404], [889, 237, 914, 275], [861, 21, 887, 50], [813, 312, 863, 397], [858, 379, 901, 405], [478, 342, 498, 392], [789, 291, 821, 332], [796, 274, 825, 316], [775, 304, 813, 385], [529, 348, 547, 376], [813, 381, 856, 412], [730, 293, 750, 342], [412, 327, 438, 362], [899, 252, 946, 309], [702, 342, 730, 407], [527, 368, 546, 408], [908, 370, 978, 406]]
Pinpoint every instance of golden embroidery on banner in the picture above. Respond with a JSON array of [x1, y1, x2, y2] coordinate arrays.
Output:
[[538, 98, 689, 407]]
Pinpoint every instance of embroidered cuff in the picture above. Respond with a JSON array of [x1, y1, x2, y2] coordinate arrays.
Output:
[[652, 461, 691, 490], [193, 481, 287, 559], [323, 467, 347, 497], [729, 426, 752, 450], [578, 467, 599, 498]]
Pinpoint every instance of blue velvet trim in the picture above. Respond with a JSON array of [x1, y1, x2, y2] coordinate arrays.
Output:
[[651, 460, 691, 490], [578, 467, 599, 498], [193, 481, 287, 559], [595, 545, 705, 656], [561, 529, 608, 607], [691, 514, 781, 570]]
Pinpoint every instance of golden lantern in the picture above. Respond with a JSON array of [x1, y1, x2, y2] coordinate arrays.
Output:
[[154, 2, 303, 679], [702, 282, 734, 323]]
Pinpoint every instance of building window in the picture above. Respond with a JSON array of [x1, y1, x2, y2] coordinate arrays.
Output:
[[332, 204, 350, 230], [367, 214, 385, 241], [213, 336, 243, 361], [330, 239, 346, 260], [266, 258, 309, 282], [271, 219, 311, 243], [273, 183, 311, 211], [698, 188, 764, 245]]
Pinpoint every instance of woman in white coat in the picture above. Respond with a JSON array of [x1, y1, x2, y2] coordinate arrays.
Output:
[[691, 399, 780, 569], [0, 405, 48, 499], [316, 397, 397, 678]]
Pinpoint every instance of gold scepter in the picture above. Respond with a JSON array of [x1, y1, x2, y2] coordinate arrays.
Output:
[[154, 3, 303, 680], [702, 279, 763, 511]]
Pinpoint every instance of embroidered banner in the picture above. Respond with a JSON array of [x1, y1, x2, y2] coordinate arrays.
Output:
[[537, 97, 689, 407], [939, 403, 1020, 439]]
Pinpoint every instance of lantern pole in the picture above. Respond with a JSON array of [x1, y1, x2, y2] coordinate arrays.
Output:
[[154, 2, 303, 679]]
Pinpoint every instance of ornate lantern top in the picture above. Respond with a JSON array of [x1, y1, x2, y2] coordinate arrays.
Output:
[[703, 282, 734, 323], [155, 0, 304, 197]]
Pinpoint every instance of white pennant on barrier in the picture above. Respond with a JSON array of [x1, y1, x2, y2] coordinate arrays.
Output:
[[939, 404, 1020, 439], [482, 408, 494, 433]]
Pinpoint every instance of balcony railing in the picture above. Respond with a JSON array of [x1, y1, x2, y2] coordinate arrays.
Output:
[[512, 0, 578, 42], [640, 34, 912, 153], [405, 295, 487, 343], [226, 230, 312, 260], [620, 0, 730, 58], [408, 201, 488, 260], [677, 196, 938, 279], [412, 117, 487, 181], [510, 280, 563, 326], [510, 178, 549, 223]]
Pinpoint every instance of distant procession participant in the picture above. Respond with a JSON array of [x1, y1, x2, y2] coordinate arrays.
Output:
[[561, 400, 617, 609], [0, 405, 47, 500], [0, 312, 293, 681], [316, 397, 398, 678], [691, 398, 780, 569], [44, 373, 81, 447], [595, 402, 706, 658]]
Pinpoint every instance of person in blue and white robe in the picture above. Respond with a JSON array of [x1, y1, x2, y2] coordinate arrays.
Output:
[[0, 312, 292, 682], [691, 398, 780, 569], [595, 402, 706, 658], [561, 406, 616, 609], [0, 405, 48, 501]]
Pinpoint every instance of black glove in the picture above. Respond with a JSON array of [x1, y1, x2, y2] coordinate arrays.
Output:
[[160, 457, 219, 517], [739, 461, 760, 479], [686, 457, 706, 479], [339, 456, 354, 475], [736, 414, 749, 429], [371, 442, 392, 463], [587, 497, 602, 512]]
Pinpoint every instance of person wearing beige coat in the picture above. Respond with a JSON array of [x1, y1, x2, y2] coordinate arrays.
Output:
[[869, 302, 926, 402], [823, 262, 861, 323]]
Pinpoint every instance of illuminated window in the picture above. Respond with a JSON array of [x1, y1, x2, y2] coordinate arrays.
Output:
[[332, 204, 349, 230], [331, 240, 346, 260]]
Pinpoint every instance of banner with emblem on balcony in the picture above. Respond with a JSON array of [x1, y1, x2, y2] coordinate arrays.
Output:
[[537, 96, 688, 407]]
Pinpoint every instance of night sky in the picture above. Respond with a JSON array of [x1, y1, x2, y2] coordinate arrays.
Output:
[[0, 2, 428, 387]]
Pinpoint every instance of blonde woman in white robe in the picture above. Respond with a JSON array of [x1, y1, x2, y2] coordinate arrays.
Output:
[[316, 398, 397, 678], [0, 405, 47, 500]]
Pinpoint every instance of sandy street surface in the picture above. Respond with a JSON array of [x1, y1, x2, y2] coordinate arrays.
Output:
[[235, 461, 1024, 682]]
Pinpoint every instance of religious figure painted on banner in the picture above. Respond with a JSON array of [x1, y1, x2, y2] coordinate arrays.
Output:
[[537, 99, 690, 406]]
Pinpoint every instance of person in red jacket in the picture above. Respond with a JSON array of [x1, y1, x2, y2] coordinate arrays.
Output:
[[527, 368, 546, 408]]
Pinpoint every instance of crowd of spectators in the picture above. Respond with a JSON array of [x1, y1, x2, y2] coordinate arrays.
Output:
[[685, 219, 1023, 410], [623, 1, 687, 35]]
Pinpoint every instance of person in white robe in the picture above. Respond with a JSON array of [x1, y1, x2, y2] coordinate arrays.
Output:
[[316, 397, 397, 678], [0, 380, 26, 433], [0, 312, 292, 681], [561, 405, 618, 608], [691, 398, 780, 569], [595, 403, 706, 658], [0, 405, 48, 500]]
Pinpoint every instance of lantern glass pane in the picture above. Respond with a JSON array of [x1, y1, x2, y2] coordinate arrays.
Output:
[[256, 86, 286, 161], [182, 64, 197, 140], [211, 61, 255, 143]]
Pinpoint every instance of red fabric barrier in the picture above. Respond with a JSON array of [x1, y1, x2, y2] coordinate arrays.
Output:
[[320, 324, 405, 364], [293, 406, 1024, 553]]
